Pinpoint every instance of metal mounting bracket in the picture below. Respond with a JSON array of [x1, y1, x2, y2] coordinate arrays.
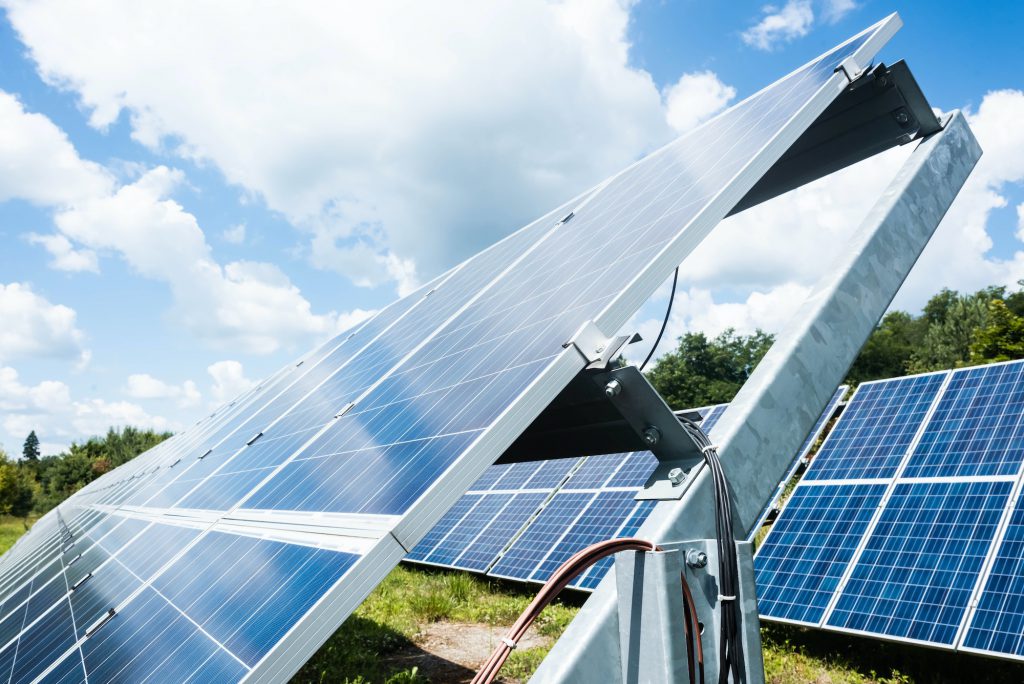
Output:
[[563, 320, 637, 369]]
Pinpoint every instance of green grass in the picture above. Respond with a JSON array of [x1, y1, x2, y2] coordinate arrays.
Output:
[[3, 518, 1023, 683]]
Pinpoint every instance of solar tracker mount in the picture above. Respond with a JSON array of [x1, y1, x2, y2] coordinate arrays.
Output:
[[0, 13, 984, 684]]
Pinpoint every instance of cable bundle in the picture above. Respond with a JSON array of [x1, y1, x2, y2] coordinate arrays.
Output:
[[680, 416, 743, 684]]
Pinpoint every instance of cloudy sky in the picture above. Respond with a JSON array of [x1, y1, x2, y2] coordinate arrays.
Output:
[[1, 1, 1022, 455]]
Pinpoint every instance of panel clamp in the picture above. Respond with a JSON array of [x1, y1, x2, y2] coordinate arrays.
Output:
[[562, 320, 638, 370]]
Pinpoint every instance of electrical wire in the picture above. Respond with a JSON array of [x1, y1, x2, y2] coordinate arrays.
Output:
[[680, 415, 743, 684], [639, 266, 679, 372], [472, 537, 704, 684]]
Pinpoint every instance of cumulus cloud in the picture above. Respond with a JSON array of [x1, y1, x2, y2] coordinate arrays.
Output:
[[742, 1, 815, 51], [664, 71, 737, 134], [0, 90, 113, 205], [26, 232, 99, 273], [1, 365, 173, 453], [208, 360, 255, 405], [52, 166, 368, 354], [2, 0, 676, 290], [0, 282, 87, 364], [125, 373, 201, 408], [821, 0, 857, 24]]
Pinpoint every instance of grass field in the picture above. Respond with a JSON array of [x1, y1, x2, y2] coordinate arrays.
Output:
[[2, 517, 1023, 683]]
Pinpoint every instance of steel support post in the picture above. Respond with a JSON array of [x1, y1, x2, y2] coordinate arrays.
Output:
[[530, 112, 982, 683]]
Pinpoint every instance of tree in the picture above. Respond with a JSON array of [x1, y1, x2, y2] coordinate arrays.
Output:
[[971, 299, 1024, 362], [645, 328, 775, 409], [908, 290, 992, 372], [845, 311, 926, 385], [0, 451, 34, 519], [22, 431, 40, 462]]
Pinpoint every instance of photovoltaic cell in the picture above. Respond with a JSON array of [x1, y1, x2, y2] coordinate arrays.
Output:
[[805, 373, 947, 481], [754, 483, 885, 624], [489, 492, 595, 581], [962, 496, 1024, 658], [903, 362, 1024, 478], [825, 480, 1010, 645]]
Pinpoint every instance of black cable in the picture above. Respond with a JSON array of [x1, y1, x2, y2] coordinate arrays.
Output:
[[639, 266, 679, 372], [680, 416, 743, 684]]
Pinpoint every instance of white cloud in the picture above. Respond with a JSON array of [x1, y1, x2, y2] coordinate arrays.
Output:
[[52, 166, 368, 354], [1, 365, 172, 453], [1017, 202, 1024, 242], [2, 0, 674, 290], [0, 282, 87, 364], [821, 0, 857, 24], [0, 90, 112, 205], [208, 360, 255, 405], [26, 232, 99, 272], [125, 373, 201, 408], [222, 223, 246, 244], [663, 71, 737, 134], [742, 1, 814, 51]]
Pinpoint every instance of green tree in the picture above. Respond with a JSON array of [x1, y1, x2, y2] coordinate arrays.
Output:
[[645, 328, 774, 409], [845, 311, 926, 385], [0, 451, 34, 519], [908, 289, 993, 372], [971, 299, 1024, 363], [22, 431, 40, 462]]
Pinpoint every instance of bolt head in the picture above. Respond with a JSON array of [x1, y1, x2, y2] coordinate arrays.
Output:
[[686, 549, 708, 569], [895, 110, 909, 124], [642, 426, 661, 446], [604, 379, 622, 398], [667, 467, 685, 485]]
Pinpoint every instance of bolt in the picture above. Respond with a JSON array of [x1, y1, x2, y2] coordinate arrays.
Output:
[[894, 110, 909, 125], [686, 549, 708, 569], [604, 379, 622, 398], [642, 426, 661, 446], [594, 345, 604, 354], [667, 467, 686, 485]]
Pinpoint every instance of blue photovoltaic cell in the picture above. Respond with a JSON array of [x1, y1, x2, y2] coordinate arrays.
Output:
[[0, 19, 901, 682], [903, 361, 1024, 478], [532, 491, 646, 582], [962, 497, 1024, 658], [491, 462, 544, 490], [806, 373, 947, 481], [605, 451, 658, 488], [562, 454, 625, 490], [826, 480, 1010, 644], [523, 458, 581, 489], [489, 493, 595, 580], [451, 493, 548, 572], [698, 403, 729, 434], [425, 494, 514, 567], [755, 483, 884, 625], [406, 494, 481, 562], [572, 499, 658, 590]]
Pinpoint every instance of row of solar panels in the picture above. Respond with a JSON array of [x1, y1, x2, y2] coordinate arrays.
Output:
[[405, 389, 846, 590], [755, 358, 1024, 662]]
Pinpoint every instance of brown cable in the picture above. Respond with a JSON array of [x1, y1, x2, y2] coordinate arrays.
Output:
[[473, 538, 704, 684], [681, 570, 706, 684]]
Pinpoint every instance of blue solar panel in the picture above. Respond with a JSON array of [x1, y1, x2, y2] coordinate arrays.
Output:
[[489, 493, 595, 581], [604, 451, 658, 488], [406, 494, 481, 562], [904, 360, 1024, 478], [825, 480, 1010, 645], [962, 495, 1024, 659], [424, 494, 515, 568], [755, 483, 884, 625], [0, 18, 901, 680], [805, 373, 947, 481], [697, 403, 730, 434], [452, 493, 549, 572]]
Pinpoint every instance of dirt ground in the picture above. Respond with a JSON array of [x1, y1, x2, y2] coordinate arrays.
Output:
[[381, 622, 550, 683]]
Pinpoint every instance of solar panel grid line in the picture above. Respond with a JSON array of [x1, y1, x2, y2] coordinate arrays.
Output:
[[816, 370, 956, 627], [954, 474, 1024, 655], [822, 481, 1012, 648], [117, 267, 467, 511]]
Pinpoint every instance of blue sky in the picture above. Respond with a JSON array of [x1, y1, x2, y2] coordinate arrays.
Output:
[[0, 0, 1022, 455]]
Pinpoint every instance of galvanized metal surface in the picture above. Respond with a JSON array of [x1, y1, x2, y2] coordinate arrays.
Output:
[[530, 112, 982, 683]]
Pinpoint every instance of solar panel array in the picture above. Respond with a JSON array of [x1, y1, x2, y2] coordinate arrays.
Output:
[[755, 359, 1024, 662], [0, 18, 900, 683], [406, 388, 844, 591]]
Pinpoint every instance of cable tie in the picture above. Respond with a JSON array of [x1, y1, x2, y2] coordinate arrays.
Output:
[[717, 594, 736, 602], [700, 444, 719, 455], [501, 637, 517, 649]]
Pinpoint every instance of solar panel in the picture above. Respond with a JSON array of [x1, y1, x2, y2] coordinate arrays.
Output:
[[748, 385, 847, 540], [757, 359, 1024, 659], [825, 480, 1010, 645], [754, 483, 885, 625], [803, 373, 947, 481], [0, 19, 901, 681]]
